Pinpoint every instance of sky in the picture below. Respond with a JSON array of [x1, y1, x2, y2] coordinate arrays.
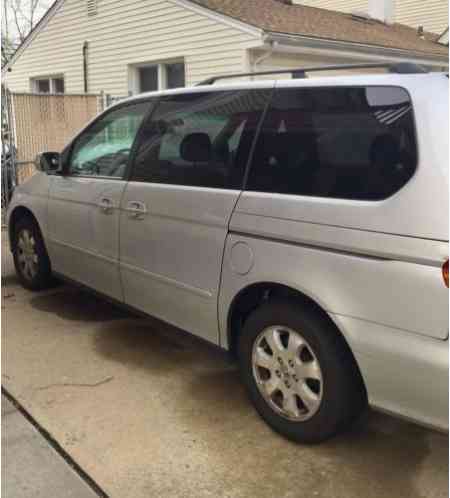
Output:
[[2, 0, 51, 44]]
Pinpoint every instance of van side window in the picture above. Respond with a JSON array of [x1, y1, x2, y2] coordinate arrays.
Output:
[[131, 90, 271, 189], [246, 86, 417, 200], [69, 102, 151, 178]]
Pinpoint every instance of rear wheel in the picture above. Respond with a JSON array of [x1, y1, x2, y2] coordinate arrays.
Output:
[[238, 299, 367, 444], [13, 217, 53, 291]]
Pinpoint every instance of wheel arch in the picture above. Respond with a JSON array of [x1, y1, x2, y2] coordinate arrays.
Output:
[[226, 281, 367, 397], [8, 205, 41, 248]]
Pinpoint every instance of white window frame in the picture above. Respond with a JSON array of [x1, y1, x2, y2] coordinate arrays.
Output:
[[31, 75, 65, 94], [128, 59, 185, 95]]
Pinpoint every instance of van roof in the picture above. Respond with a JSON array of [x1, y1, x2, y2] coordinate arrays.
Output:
[[118, 71, 447, 107]]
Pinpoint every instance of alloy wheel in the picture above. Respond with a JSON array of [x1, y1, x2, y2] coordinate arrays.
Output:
[[252, 326, 323, 422], [16, 229, 39, 281]]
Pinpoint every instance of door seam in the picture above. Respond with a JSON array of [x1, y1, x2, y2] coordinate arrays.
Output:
[[117, 181, 129, 303]]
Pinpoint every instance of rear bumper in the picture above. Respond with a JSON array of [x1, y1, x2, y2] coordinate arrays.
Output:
[[331, 313, 449, 431]]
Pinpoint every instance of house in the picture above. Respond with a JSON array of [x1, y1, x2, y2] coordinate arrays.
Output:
[[3, 0, 448, 97], [438, 28, 449, 45], [296, 0, 448, 36]]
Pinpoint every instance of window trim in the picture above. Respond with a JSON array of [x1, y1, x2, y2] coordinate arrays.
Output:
[[62, 98, 157, 181], [31, 75, 65, 94], [242, 84, 419, 202], [128, 59, 186, 95]]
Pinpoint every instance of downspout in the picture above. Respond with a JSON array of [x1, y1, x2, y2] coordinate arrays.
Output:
[[83, 41, 89, 93], [252, 39, 278, 75]]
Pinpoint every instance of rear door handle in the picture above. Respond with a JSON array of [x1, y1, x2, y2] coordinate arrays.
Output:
[[126, 201, 148, 219]]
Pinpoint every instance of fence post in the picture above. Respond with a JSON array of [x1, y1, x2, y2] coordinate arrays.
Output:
[[99, 90, 106, 113]]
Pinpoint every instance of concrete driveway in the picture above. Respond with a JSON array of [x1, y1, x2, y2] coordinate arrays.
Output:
[[2, 239, 448, 498]]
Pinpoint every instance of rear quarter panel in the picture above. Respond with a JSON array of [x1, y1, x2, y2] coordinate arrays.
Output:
[[219, 230, 448, 343], [218, 231, 448, 429]]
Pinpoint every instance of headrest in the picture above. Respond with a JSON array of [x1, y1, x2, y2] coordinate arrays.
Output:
[[180, 133, 212, 162], [261, 132, 318, 166], [370, 134, 401, 164]]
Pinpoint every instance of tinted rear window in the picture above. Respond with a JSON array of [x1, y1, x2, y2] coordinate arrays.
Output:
[[131, 90, 271, 189], [246, 86, 417, 200]]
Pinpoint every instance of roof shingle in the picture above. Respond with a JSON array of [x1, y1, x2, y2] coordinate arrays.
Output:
[[191, 0, 448, 56]]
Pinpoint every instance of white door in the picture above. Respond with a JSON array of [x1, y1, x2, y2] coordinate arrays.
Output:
[[120, 89, 272, 343], [47, 101, 151, 301]]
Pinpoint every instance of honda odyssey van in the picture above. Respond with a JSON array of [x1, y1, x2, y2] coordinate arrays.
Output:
[[7, 64, 449, 443]]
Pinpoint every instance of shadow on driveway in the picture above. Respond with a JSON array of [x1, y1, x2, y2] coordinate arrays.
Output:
[[23, 277, 447, 498], [90, 302, 438, 498], [30, 288, 130, 322]]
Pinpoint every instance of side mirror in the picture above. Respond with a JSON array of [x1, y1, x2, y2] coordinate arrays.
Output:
[[35, 152, 61, 173]]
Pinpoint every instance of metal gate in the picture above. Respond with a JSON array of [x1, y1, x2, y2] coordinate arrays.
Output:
[[1, 86, 17, 214]]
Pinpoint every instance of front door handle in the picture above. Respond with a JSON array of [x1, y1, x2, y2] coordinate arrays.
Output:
[[126, 201, 148, 219], [98, 197, 114, 214]]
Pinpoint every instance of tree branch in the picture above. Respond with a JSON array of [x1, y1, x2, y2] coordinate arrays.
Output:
[[7, 0, 50, 44]]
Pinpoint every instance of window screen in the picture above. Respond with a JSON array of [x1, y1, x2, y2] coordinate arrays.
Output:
[[246, 86, 417, 200], [36, 79, 50, 93], [139, 66, 158, 93], [131, 90, 271, 189], [52, 78, 65, 94], [166, 63, 185, 89]]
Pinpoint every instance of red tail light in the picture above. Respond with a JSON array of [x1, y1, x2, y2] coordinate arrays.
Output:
[[443, 260, 449, 288]]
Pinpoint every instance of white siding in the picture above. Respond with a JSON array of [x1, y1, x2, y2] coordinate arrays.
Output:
[[251, 51, 353, 69], [296, 0, 448, 34], [5, 0, 261, 95], [395, 0, 448, 34], [295, 0, 366, 15], [250, 50, 378, 79]]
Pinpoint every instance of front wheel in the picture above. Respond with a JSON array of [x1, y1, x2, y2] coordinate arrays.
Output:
[[12, 217, 53, 291], [238, 300, 367, 444]]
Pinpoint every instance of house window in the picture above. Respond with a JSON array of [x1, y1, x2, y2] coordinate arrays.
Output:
[[32, 76, 65, 94], [165, 62, 185, 88], [166, 62, 185, 89], [36, 79, 50, 93], [134, 61, 185, 94], [53, 78, 65, 94], [139, 66, 158, 93]]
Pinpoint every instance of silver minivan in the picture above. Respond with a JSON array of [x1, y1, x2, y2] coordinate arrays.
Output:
[[7, 65, 449, 443]]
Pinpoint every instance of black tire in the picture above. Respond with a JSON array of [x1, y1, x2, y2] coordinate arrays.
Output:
[[238, 299, 367, 444], [12, 217, 53, 291]]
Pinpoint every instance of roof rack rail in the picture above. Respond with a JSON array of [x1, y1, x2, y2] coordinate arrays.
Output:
[[197, 62, 428, 86]]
